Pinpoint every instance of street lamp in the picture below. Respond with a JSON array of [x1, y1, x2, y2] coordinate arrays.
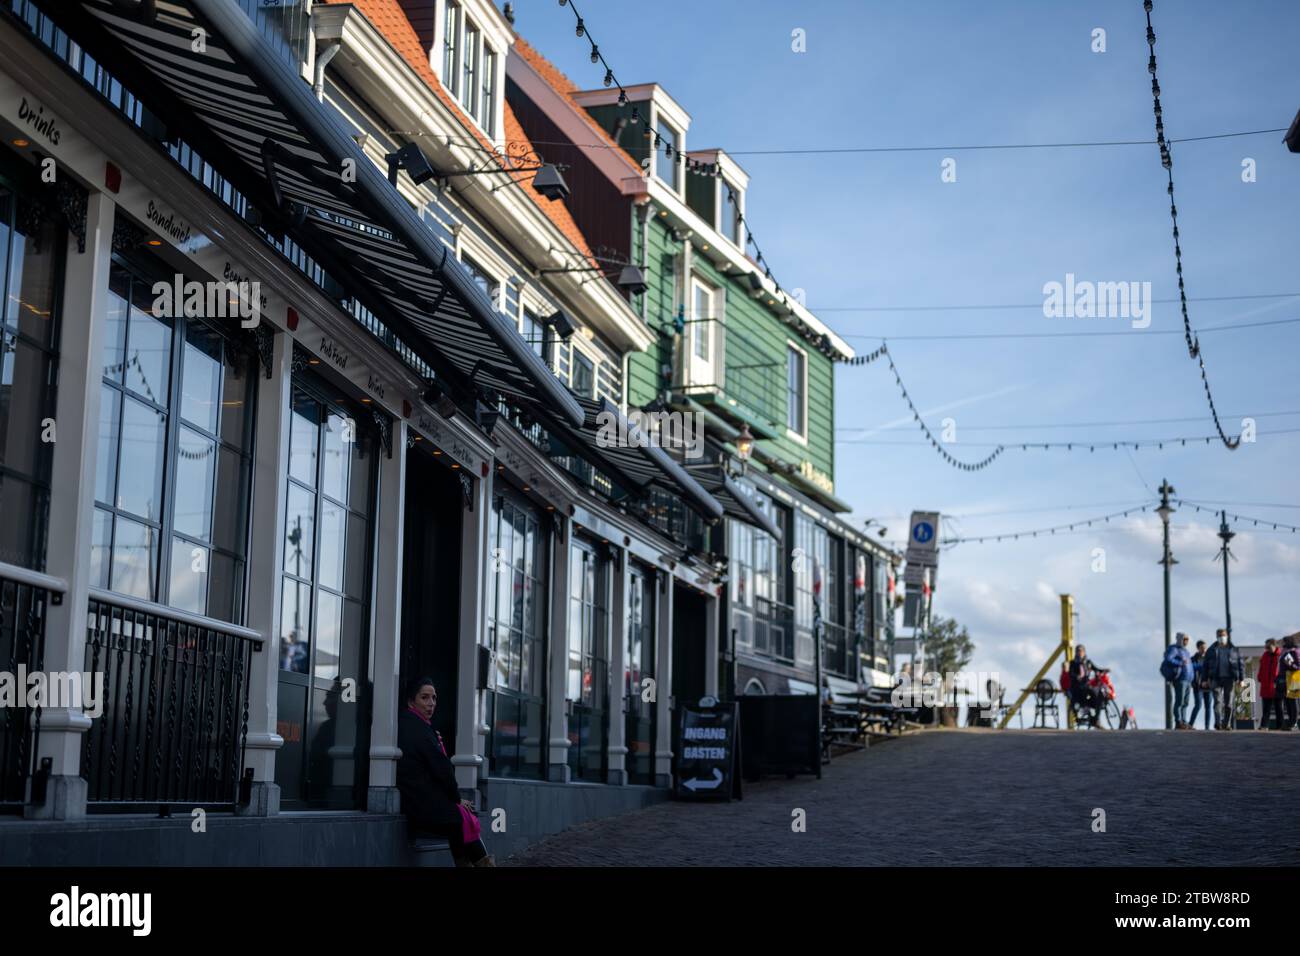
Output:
[[1215, 511, 1235, 639], [734, 423, 754, 465], [1156, 479, 1177, 729]]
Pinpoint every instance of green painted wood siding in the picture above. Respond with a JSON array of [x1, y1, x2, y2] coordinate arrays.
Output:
[[628, 217, 835, 482]]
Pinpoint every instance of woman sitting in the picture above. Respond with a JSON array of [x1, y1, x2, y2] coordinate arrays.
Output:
[[396, 676, 494, 867]]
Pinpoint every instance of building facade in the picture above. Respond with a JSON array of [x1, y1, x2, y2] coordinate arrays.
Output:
[[506, 36, 898, 704], [0, 0, 889, 864]]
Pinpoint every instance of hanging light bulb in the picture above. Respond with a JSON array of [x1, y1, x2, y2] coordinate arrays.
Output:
[[617, 90, 627, 107], [576, 18, 585, 38], [590, 45, 600, 63], [630, 107, 639, 125], [665, 143, 673, 158], [603, 69, 613, 87]]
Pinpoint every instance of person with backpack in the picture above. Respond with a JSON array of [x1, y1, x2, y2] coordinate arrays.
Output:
[[1258, 638, 1284, 731], [1202, 629, 1244, 731], [1188, 640, 1212, 730], [1279, 635, 1300, 730], [1160, 633, 1194, 729]]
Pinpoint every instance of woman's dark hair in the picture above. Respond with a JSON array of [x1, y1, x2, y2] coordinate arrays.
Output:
[[403, 675, 436, 705], [1284, 636, 1297, 649]]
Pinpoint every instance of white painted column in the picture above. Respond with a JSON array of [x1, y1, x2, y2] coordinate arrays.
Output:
[[452, 466, 489, 793], [367, 421, 407, 811], [653, 575, 675, 788], [546, 520, 572, 782], [605, 545, 629, 785], [238, 327, 292, 816], [704, 589, 720, 698], [26, 191, 115, 819]]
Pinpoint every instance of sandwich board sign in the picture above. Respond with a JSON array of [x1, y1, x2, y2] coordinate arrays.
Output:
[[675, 697, 741, 801]]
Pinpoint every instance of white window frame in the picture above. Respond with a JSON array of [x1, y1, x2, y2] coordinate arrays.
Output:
[[518, 288, 554, 368], [785, 339, 808, 444], [568, 339, 600, 399], [435, 1, 502, 142], [653, 113, 682, 195], [720, 178, 744, 248]]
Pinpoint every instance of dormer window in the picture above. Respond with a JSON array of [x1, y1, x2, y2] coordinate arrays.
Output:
[[442, 3, 459, 94], [655, 117, 680, 191], [437, 1, 500, 140], [722, 179, 744, 247]]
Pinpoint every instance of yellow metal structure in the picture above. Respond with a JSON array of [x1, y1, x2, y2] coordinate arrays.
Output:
[[998, 595, 1075, 729]]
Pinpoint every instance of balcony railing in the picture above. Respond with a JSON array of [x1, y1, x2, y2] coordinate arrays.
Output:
[[0, 563, 62, 809], [674, 317, 785, 431], [821, 620, 852, 679], [753, 596, 795, 664], [82, 591, 261, 810]]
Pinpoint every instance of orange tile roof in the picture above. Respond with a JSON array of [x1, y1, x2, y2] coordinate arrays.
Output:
[[511, 35, 642, 177], [319, 0, 595, 264]]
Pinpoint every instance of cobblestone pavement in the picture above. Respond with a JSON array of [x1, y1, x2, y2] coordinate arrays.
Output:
[[508, 729, 1300, 866]]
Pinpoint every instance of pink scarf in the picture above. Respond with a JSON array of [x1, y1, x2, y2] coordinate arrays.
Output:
[[407, 707, 480, 844]]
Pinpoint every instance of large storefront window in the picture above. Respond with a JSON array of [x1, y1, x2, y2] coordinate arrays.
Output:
[[275, 379, 376, 807], [625, 563, 656, 785], [0, 181, 61, 571], [730, 488, 791, 663], [567, 538, 608, 781], [822, 535, 850, 678], [91, 254, 254, 621], [485, 487, 548, 779], [792, 514, 828, 669]]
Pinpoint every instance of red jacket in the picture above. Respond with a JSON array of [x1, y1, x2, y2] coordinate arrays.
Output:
[[1258, 648, 1282, 699]]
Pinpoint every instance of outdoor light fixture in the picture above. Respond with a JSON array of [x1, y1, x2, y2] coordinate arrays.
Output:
[[386, 142, 437, 187], [545, 309, 578, 340], [531, 163, 570, 202], [474, 398, 501, 435], [734, 423, 754, 463], [617, 265, 648, 294], [422, 380, 458, 419], [1287, 108, 1300, 153], [352, 131, 369, 150]]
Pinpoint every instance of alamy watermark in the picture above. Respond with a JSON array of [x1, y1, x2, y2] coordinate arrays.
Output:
[[596, 409, 704, 460], [1042, 273, 1151, 329], [152, 275, 261, 328], [0, 668, 104, 718], [893, 669, 1004, 717]]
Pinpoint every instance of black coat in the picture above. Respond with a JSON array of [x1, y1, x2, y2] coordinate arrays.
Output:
[[396, 710, 463, 832]]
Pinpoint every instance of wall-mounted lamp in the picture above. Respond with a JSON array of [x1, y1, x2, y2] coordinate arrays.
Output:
[[386, 142, 437, 187]]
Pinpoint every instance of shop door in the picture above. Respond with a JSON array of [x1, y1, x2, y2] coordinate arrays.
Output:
[[672, 583, 708, 707], [624, 565, 656, 785], [567, 538, 609, 781], [398, 448, 463, 749]]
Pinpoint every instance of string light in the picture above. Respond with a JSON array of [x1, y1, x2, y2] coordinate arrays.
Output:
[[867, 343, 1007, 472], [1143, 0, 1239, 450], [1172, 500, 1300, 534], [555, 0, 792, 302], [942, 506, 1151, 544]]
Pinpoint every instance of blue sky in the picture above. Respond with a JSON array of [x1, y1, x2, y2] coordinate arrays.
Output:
[[510, 0, 1300, 725]]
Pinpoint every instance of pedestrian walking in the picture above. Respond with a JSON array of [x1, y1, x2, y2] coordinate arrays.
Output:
[[1201, 629, 1243, 731], [1160, 633, 1194, 728], [1258, 638, 1284, 731], [1188, 640, 1212, 730], [1279, 635, 1300, 731]]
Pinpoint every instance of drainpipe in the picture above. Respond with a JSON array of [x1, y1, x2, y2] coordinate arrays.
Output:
[[313, 40, 341, 101]]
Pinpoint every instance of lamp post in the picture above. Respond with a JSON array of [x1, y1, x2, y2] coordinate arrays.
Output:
[[1215, 510, 1235, 639], [1156, 479, 1177, 730]]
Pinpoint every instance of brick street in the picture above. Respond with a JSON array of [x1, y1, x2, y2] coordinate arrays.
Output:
[[508, 730, 1300, 866]]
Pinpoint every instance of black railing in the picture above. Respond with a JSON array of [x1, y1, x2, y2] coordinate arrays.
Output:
[[754, 596, 795, 664], [83, 593, 259, 809], [821, 620, 851, 679], [0, 566, 57, 809]]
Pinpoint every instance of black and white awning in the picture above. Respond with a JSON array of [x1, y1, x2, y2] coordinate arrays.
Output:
[[552, 398, 723, 523], [58, 0, 584, 427], [692, 468, 781, 538]]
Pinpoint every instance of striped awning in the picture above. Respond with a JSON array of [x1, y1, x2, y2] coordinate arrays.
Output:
[[553, 398, 723, 523], [59, 0, 583, 426], [692, 468, 781, 538]]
